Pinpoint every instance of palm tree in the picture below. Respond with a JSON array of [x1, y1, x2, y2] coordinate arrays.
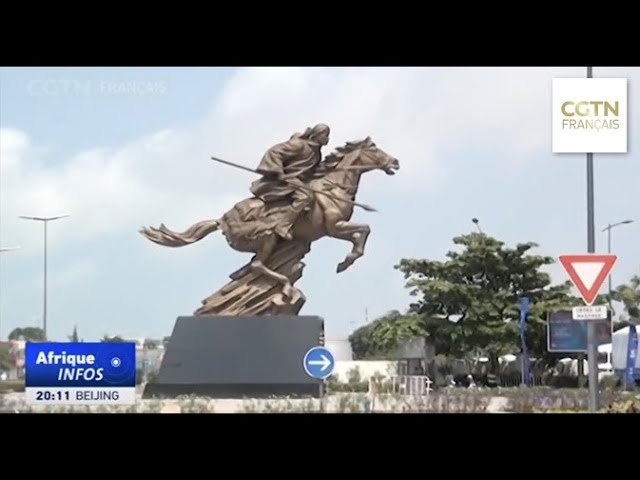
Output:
[[615, 273, 640, 325]]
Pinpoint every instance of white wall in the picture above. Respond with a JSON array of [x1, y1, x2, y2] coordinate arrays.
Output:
[[331, 360, 397, 382], [324, 339, 353, 361]]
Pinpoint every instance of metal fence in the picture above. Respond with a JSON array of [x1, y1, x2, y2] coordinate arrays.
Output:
[[384, 375, 433, 396], [499, 375, 545, 387]]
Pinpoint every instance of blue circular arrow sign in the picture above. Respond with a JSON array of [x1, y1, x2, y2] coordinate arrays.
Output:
[[303, 346, 335, 379]]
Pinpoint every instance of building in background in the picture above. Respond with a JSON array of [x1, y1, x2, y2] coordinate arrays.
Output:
[[324, 338, 353, 361], [122, 337, 166, 374]]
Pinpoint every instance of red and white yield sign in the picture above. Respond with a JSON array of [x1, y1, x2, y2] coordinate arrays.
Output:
[[558, 254, 618, 306]]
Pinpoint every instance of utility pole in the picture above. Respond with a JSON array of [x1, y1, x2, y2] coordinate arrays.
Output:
[[18, 214, 70, 340]]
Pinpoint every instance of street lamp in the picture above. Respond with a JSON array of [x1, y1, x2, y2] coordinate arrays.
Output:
[[602, 219, 634, 318], [471, 218, 483, 234], [0, 246, 21, 340], [18, 213, 71, 340]]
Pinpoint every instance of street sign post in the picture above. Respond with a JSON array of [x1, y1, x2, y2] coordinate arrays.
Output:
[[559, 253, 617, 412], [547, 310, 611, 353], [518, 297, 530, 386], [303, 346, 335, 379], [572, 305, 608, 321], [558, 254, 617, 305]]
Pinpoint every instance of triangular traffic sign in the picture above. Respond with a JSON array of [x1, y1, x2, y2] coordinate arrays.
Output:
[[558, 254, 617, 306]]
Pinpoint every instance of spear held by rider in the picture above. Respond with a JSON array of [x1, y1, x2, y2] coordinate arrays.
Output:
[[210, 155, 378, 213]]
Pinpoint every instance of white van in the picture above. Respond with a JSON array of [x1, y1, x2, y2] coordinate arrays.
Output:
[[611, 326, 640, 372]]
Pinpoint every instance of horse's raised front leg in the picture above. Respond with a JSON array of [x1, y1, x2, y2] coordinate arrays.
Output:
[[327, 220, 371, 273]]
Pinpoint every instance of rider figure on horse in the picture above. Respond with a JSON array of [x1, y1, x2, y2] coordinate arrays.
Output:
[[249, 123, 330, 241]]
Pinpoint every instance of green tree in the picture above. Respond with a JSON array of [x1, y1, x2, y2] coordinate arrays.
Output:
[[614, 272, 640, 325], [8, 327, 46, 342], [349, 310, 425, 359], [395, 232, 578, 374], [0, 343, 12, 370], [101, 335, 125, 342], [68, 326, 80, 343]]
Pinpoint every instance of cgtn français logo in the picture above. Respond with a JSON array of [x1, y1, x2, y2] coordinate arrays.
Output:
[[552, 78, 627, 153], [25, 342, 136, 406]]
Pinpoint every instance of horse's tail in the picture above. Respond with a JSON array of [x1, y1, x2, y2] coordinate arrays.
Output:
[[139, 219, 220, 247]]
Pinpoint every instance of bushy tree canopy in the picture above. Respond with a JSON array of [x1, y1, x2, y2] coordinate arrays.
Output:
[[8, 327, 46, 342], [350, 232, 585, 371], [614, 271, 640, 325]]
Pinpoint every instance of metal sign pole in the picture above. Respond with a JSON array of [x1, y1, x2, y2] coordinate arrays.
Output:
[[585, 65, 599, 412]]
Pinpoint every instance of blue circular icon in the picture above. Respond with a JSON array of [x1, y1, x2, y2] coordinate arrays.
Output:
[[303, 346, 335, 379], [98, 343, 135, 385]]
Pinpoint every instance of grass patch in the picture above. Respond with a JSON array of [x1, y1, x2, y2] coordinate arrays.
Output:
[[0, 380, 25, 393]]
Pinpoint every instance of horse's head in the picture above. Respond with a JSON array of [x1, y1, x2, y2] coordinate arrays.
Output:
[[325, 136, 400, 176], [357, 136, 400, 175]]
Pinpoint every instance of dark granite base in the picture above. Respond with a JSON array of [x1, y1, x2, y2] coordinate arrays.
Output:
[[143, 315, 325, 399]]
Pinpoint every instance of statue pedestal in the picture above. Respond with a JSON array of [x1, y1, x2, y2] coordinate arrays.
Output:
[[143, 315, 325, 399]]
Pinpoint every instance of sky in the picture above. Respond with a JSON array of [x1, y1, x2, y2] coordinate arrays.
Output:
[[0, 66, 638, 342]]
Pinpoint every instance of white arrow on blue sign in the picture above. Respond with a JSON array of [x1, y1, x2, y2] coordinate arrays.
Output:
[[303, 346, 335, 379]]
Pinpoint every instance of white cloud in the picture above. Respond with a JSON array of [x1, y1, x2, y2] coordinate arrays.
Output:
[[26, 258, 96, 293], [51, 258, 96, 288], [1, 67, 634, 257]]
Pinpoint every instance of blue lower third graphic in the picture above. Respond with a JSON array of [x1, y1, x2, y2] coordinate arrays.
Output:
[[303, 346, 335, 379], [25, 342, 136, 406]]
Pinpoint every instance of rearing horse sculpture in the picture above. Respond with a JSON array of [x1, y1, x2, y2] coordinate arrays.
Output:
[[140, 135, 400, 316]]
